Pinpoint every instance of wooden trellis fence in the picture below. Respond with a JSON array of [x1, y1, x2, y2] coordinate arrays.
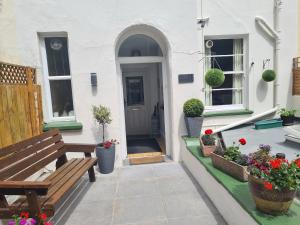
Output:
[[0, 62, 43, 148]]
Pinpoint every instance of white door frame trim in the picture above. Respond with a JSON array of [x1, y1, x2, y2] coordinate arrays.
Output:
[[116, 57, 172, 161]]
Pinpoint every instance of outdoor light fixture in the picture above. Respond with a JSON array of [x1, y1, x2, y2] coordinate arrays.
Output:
[[90, 73, 97, 87], [197, 17, 209, 28]]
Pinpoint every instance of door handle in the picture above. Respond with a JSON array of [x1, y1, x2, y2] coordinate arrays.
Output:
[[131, 108, 141, 111]]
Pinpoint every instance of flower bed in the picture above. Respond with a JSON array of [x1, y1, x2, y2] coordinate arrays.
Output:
[[181, 137, 300, 225]]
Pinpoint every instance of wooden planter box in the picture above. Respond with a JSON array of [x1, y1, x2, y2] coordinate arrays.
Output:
[[211, 152, 248, 182], [200, 138, 216, 157]]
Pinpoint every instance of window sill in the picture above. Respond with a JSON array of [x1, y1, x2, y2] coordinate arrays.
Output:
[[203, 109, 254, 118], [43, 121, 83, 132]]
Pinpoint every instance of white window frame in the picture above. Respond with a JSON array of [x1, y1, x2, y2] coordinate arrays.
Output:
[[39, 33, 75, 122], [204, 36, 248, 112]]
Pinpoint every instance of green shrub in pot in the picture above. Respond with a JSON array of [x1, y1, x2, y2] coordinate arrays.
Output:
[[278, 108, 296, 126], [93, 105, 117, 174], [183, 98, 204, 137]]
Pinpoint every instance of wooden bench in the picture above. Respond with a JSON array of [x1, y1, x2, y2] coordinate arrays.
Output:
[[0, 129, 97, 220]]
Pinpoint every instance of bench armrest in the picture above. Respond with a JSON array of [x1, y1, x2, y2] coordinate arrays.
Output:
[[64, 143, 96, 153], [0, 181, 51, 195]]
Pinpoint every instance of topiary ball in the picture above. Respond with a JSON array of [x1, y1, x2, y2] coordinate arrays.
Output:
[[262, 70, 276, 82], [205, 69, 225, 87], [183, 98, 204, 117]]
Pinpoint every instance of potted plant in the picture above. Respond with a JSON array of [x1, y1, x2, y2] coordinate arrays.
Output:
[[262, 69, 276, 82], [92, 105, 117, 174], [211, 138, 249, 182], [248, 147, 300, 215], [183, 98, 204, 137], [279, 108, 296, 126], [200, 129, 217, 157], [205, 69, 225, 87]]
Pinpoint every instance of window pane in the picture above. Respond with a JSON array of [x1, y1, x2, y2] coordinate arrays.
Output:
[[45, 37, 70, 76], [206, 74, 243, 106], [126, 77, 144, 105], [209, 55, 243, 72], [119, 34, 163, 57], [50, 80, 74, 117]]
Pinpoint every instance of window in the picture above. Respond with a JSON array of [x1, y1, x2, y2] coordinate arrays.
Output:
[[41, 36, 75, 120], [118, 34, 163, 57], [205, 38, 245, 109], [126, 76, 144, 106]]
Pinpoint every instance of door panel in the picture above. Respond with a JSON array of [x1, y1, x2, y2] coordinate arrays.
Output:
[[123, 72, 150, 135]]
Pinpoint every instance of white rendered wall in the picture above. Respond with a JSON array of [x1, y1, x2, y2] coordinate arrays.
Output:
[[0, 0, 298, 165], [200, 0, 298, 129]]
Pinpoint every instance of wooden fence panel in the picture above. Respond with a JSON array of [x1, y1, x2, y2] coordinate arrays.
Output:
[[0, 62, 43, 148], [293, 57, 300, 95]]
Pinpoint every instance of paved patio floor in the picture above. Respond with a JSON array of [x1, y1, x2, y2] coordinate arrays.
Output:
[[60, 162, 227, 225]]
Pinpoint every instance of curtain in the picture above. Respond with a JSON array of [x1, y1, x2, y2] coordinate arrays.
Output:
[[232, 39, 243, 104], [205, 47, 212, 106]]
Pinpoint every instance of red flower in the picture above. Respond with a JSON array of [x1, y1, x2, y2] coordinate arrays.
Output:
[[204, 129, 213, 135], [44, 222, 52, 225], [20, 212, 29, 219], [270, 159, 282, 169], [103, 141, 112, 149], [264, 181, 273, 190], [239, 138, 246, 145], [295, 159, 300, 169], [40, 213, 47, 220]]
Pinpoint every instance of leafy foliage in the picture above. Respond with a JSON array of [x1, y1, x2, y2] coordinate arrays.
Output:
[[214, 138, 248, 166], [205, 69, 225, 87], [92, 105, 112, 142], [278, 108, 296, 117], [262, 69, 276, 82], [183, 98, 204, 117], [248, 145, 300, 191], [201, 134, 216, 146]]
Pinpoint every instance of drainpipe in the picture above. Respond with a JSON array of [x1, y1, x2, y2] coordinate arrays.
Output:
[[255, 0, 282, 108], [212, 4, 281, 134]]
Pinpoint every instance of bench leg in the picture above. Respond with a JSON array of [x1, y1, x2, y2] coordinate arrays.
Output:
[[88, 166, 96, 182], [25, 191, 42, 223]]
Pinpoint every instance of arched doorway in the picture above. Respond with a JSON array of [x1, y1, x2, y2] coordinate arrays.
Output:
[[115, 25, 172, 163]]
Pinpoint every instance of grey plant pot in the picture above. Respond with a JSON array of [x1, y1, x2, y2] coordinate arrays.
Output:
[[96, 145, 115, 174], [184, 116, 203, 137]]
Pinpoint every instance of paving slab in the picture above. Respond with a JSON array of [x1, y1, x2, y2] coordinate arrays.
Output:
[[63, 162, 227, 225]]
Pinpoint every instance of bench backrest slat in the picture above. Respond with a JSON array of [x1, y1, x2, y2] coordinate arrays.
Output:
[[0, 134, 62, 170], [0, 130, 65, 181], [0, 129, 59, 158], [10, 148, 65, 181]]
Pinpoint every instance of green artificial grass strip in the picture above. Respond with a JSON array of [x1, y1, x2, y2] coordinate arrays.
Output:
[[203, 109, 254, 118], [183, 137, 300, 225], [43, 121, 83, 131]]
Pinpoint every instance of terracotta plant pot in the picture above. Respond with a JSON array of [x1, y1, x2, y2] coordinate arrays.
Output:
[[248, 175, 297, 215], [211, 153, 248, 182], [200, 138, 216, 157]]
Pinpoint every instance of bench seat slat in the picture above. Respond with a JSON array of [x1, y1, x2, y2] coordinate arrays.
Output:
[[12, 159, 80, 209], [10, 158, 96, 216]]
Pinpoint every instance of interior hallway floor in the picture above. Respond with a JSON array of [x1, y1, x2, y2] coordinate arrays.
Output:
[[60, 162, 227, 225]]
